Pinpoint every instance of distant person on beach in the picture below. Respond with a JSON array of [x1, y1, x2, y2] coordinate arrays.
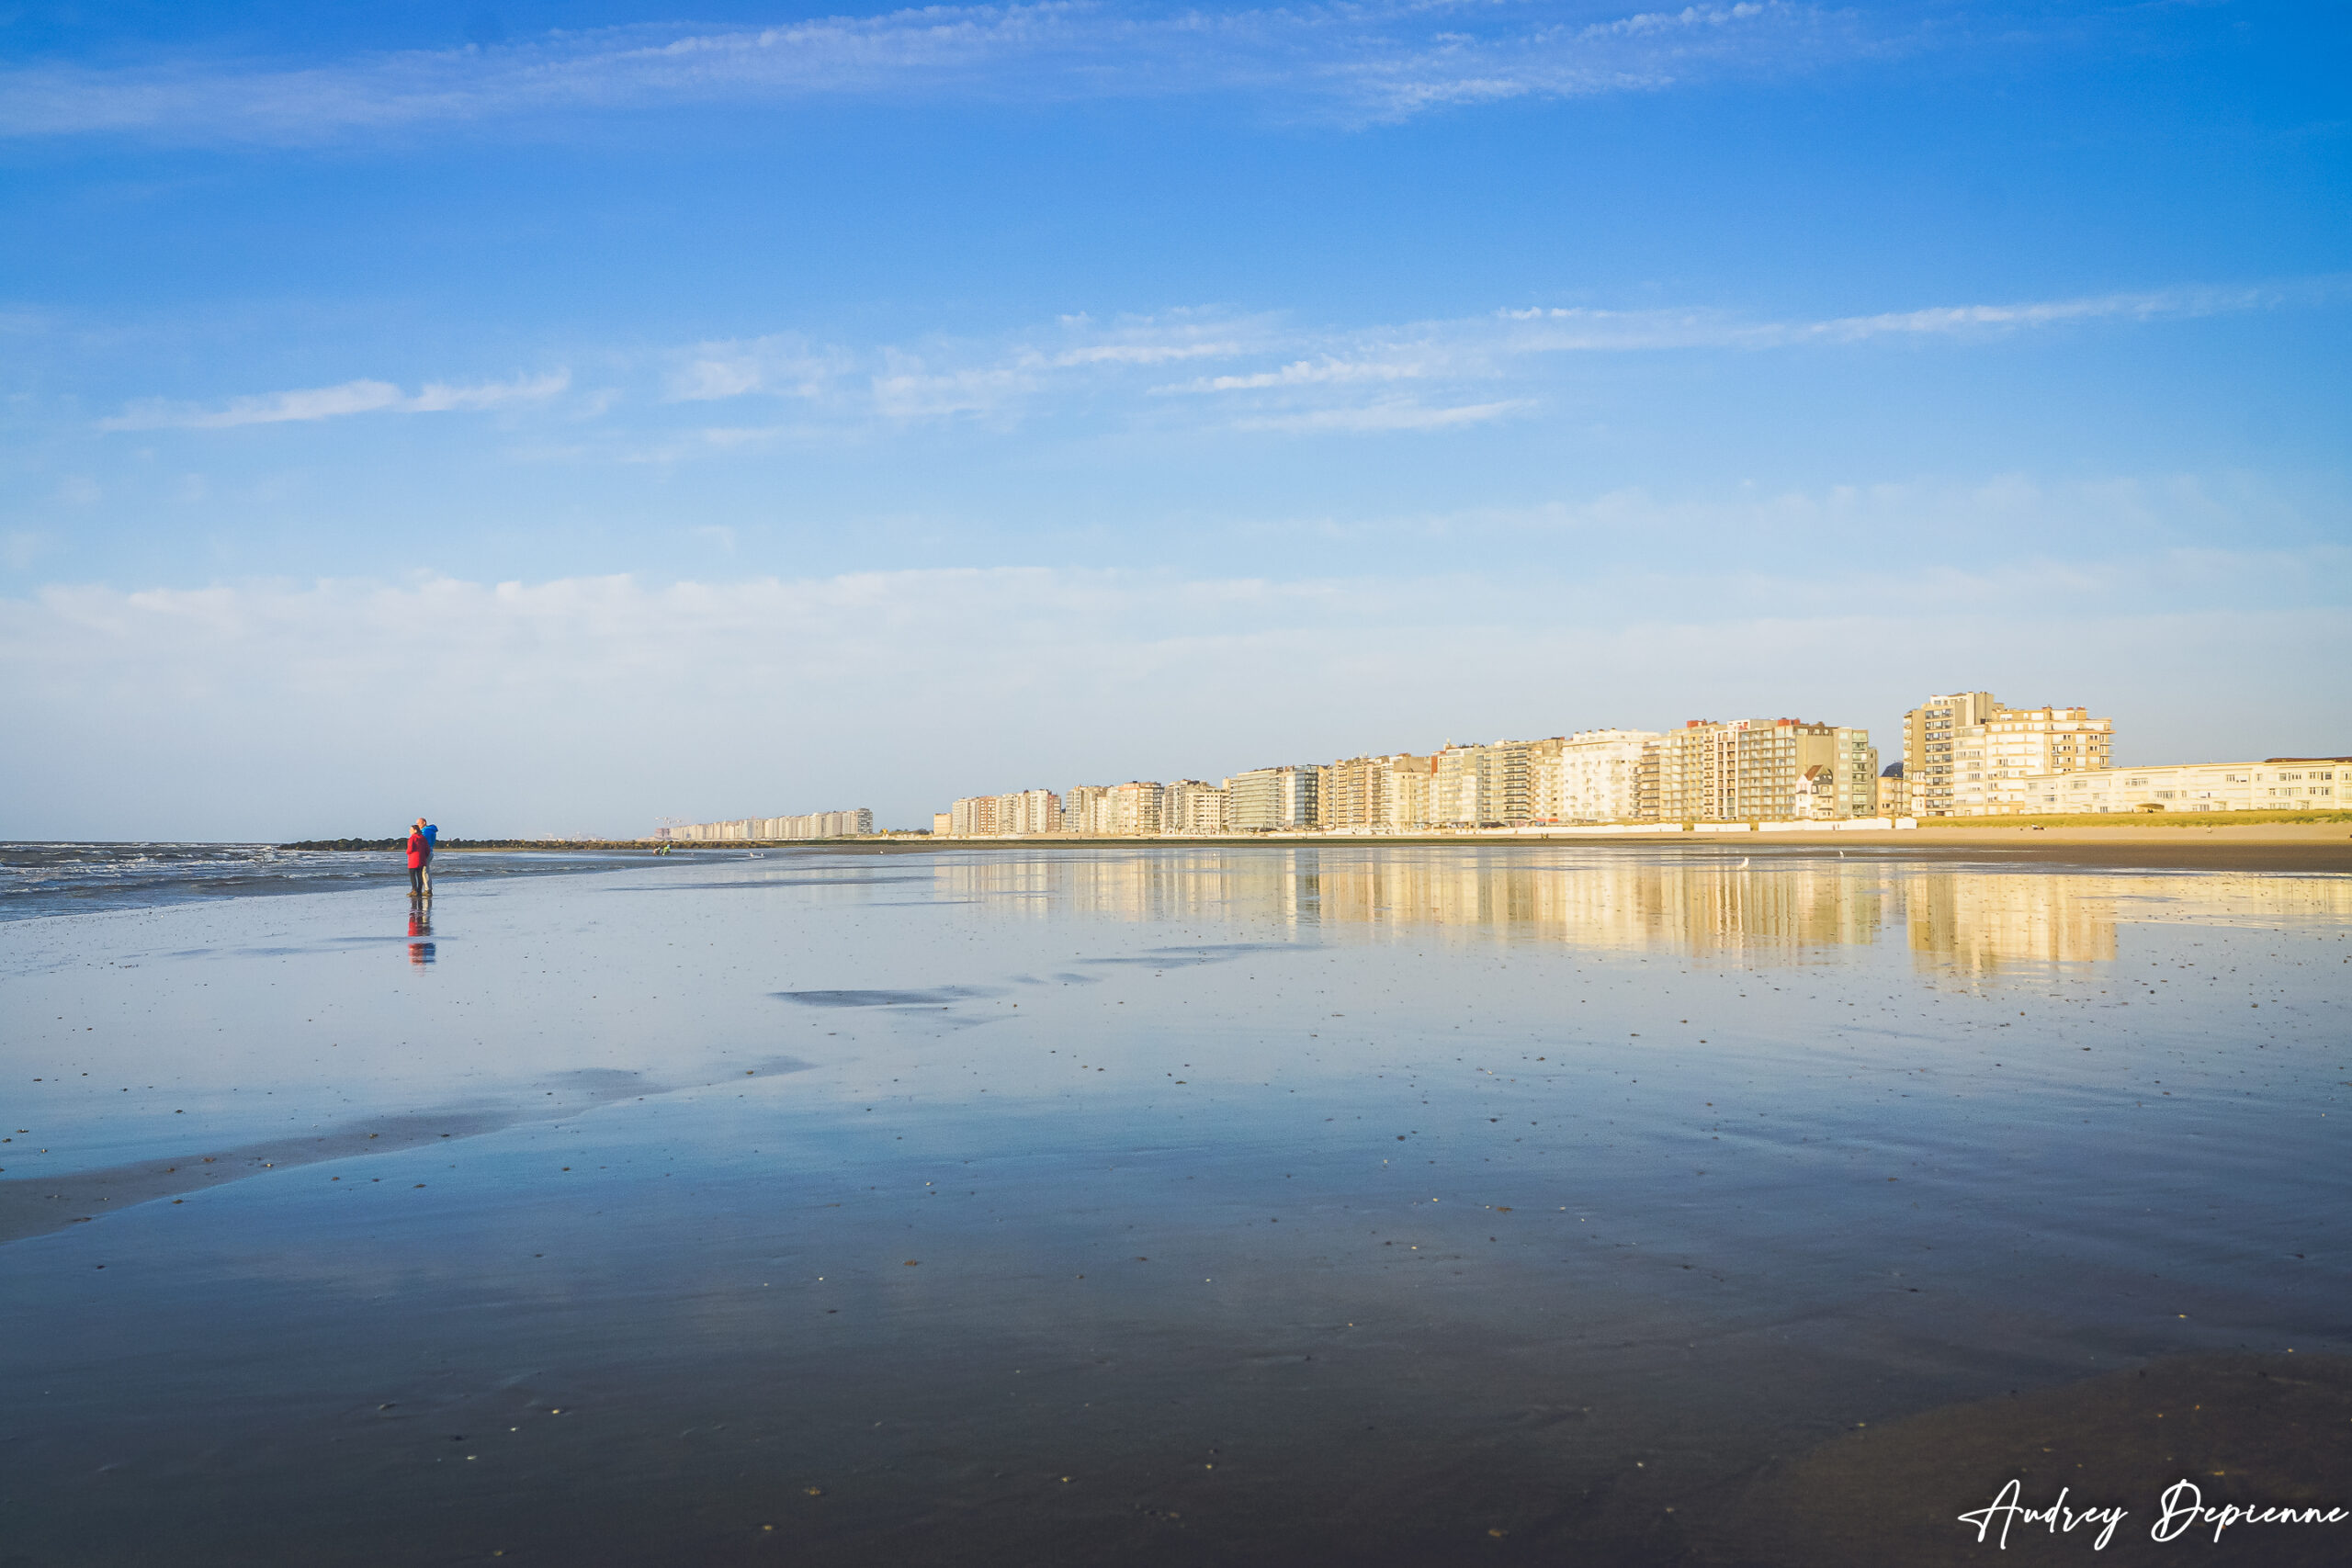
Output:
[[422, 819, 438, 896], [405, 819, 428, 899]]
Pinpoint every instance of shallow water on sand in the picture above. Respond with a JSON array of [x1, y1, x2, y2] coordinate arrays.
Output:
[[0, 841, 678, 922], [4, 845, 2347, 1566]]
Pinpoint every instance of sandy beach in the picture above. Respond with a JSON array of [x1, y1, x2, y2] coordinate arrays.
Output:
[[836, 820, 2352, 874]]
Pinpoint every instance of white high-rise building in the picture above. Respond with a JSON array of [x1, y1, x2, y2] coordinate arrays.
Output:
[[1105, 781, 1164, 836], [1901, 692, 1999, 818], [1551, 729, 1662, 822], [1429, 741, 1532, 825], [990, 789, 1063, 835], [947, 795, 998, 837], [1322, 754, 1432, 829], [1948, 705, 2114, 817], [1161, 780, 1227, 834], [1062, 785, 1114, 835], [663, 808, 875, 840], [1648, 719, 1877, 821], [1225, 765, 1320, 830]]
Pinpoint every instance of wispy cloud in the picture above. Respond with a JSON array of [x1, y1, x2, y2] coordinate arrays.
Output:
[[663, 336, 844, 403], [1, 2, 1896, 142], [83, 275, 2342, 446], [1495, 278, 2352, 349], [98, 371, 570, 431], [653, 277, 2332, 439], [1182, 354, 1435, 392], [1233, 398, 1529, 432]]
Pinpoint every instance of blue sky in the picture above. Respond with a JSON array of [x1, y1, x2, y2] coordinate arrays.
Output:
[[2, 1, 2346, 838]]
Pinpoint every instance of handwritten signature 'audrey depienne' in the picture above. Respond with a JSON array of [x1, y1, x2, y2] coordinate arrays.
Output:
[[1956, 1478, 2347, 1550]]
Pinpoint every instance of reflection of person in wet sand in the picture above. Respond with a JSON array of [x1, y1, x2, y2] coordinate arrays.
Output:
[[406, 908, 435, 965], [405, 819, 429, 900]]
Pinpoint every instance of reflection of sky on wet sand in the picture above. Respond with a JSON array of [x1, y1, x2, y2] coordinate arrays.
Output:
[[3, 846, 2346, 1567]]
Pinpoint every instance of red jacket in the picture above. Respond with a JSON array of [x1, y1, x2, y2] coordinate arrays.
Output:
[[405, 831, 425, 868]]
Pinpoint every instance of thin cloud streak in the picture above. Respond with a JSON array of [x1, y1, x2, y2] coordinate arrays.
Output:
[[1232, 398, 1529, 432], [646, 276, 2340, 441], [82, 276, 2340, 445], [1, 2, 1891, 142], [1497, 277, 2352, 349], [99, 372, 571, 431]]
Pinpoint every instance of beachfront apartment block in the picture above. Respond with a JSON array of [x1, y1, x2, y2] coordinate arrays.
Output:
[[1948, 705, 2115, 817], [1523, 737, 1567, 822], [933, 780, 1216, 837], [1000, 788, 1064, 835], [1226, 764, 1321, 830], [1651, 719, 1880, 823], [1104, 781, 1164, 836], [1552, 728, 1662, 822], [1162, 780, 1228, 834], [1903, 691, 2113, 817], [662, 808, 874, 840], [1321, 754, 1380, 829], [2003, 758, 2345, 815], [1429, 741, 1535, 826], [1030, 782, 1166, 835], [945, 791, 1062, 836], [1321, 752, 1434, 829], [1062, 785, 1112, 835], [932, 710, 1905, 836], [1900, 691, 1999, 818]]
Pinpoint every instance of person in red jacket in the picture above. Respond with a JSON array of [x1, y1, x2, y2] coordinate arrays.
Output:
[[405, 819, 428, 900]]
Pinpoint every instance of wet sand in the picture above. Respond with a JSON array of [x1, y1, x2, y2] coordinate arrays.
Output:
[[1719, 822, 2352, 874], [826, 821, 2352, 874], [1713, 1353, 2352, 1566], [0, 1060, 815, 1246], [5, 846, 2346, 1565]]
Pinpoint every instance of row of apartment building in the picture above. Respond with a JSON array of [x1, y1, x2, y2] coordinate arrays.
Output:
[[1893, 691, 2116, 818], [936, 717, 1886, 837], [1874, 691, 2338, 813], [661, 808, 874, 841], [2007, 759, 2340, 814], [652, 689, 2335, 842], [932, 684, 2340, 835]]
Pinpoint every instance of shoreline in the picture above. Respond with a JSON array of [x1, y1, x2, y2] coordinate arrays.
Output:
[[750, 821, 2352, 874]]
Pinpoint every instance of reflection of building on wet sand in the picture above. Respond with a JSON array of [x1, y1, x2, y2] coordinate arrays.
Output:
[[934, 852, 1323, 927], [1901, 873, 2352, 972], [934, 849, 2352, 968], [1315, 854, 1889, 957], [1900, 874, 2116, 968], [935, 851, 1888, 957]]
